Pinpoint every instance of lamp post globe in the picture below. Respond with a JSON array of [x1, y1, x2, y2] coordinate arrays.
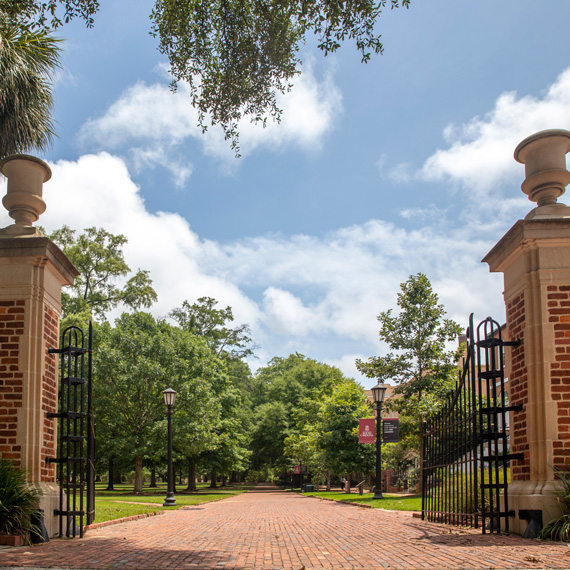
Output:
[[163, 387, 177, 507], [371, 383, 386, 500]]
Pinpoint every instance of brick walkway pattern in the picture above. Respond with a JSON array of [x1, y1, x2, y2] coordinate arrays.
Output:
[[1, 489, 570, 570]]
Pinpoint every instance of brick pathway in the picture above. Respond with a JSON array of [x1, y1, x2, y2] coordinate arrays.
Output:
[[1, 488, 570, 570]]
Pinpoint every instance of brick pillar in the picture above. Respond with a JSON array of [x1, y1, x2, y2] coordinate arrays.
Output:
[[0, 155, 78, 537], [483, 130, 570, 535]]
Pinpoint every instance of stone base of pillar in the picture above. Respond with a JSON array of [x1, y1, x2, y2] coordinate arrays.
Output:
[[35, 482, 62, 538], [505, 480, 560, 536]]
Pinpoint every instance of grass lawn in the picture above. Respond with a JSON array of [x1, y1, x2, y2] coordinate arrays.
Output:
[[93, 482, 252, 524], [301, 490, 422, 511]]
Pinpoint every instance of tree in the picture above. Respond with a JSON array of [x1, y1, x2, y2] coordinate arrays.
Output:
[[356, 273, 462, 428], [0, 0, 99, 31], [169, 297, 255, 358], [249, 354, 347, 472], [48, 226, 157, 324], [9, 0, 410, 153], [0, 9, 61, 157], [316, 380, 375, 481], [94, 312, 226, 492]]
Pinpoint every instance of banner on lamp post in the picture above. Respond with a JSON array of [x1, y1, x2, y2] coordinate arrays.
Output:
[[294, 465, 300, 474], [359, 418, 376, 443], [383, 418, 400, 443]]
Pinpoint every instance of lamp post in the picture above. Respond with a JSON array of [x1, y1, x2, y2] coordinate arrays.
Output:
[[371, 383, 387, 500], [163, 387, 177, 507]]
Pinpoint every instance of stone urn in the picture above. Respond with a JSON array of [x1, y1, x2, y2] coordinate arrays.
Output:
[[514, 129, 570, 218], [0, 154, 51, 233]]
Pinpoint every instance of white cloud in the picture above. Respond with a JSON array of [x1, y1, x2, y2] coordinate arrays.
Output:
[[325, 353, 370, 385], [78, 63, 342, 175], [420, 67, 570, 197], [387, 162, 414, 184], [0, 151, 506, 383]]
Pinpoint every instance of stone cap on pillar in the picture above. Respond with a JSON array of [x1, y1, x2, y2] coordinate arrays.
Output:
[[0, 154, 51, 237], [514, 129, 570, 220]]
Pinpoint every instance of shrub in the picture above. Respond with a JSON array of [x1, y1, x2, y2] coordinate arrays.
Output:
[[0, 457, 42, 543], [538, 467, 570, 541]]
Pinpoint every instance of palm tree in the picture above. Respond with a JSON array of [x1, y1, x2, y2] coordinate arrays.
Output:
[[0, 13, 62, 158]]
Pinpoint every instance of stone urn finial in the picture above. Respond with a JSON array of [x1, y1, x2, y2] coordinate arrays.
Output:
[[514, 129, 570, 219], [0, 154, 51, 236]]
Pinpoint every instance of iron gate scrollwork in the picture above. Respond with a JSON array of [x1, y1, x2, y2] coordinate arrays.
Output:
[[421, 314, 522, 533], [47, 323, 95, 537]]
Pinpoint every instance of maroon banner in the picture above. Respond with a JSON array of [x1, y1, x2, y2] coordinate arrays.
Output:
[[294, 465, 300, 474], [359, 418, 375, 443]]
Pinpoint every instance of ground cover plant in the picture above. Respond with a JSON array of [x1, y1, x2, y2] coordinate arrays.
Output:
[[538, 468, 570, 541], [0, 457, 41, 543], [94, 482, 251, 523], [301, 490, 421, 511]]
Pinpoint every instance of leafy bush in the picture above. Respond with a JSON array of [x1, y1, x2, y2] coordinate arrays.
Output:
[[0, 457, 41, 542], [539, 467, 570, 541]]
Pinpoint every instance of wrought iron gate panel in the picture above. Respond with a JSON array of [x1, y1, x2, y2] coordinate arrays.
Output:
[[422, 314, 521, 533], [47, 323, 95, 537]]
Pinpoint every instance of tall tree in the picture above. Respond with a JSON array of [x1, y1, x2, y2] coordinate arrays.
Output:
[[8, 0, 410, 152], [316, 380, 375, 480], [48, 226, 157, 324], [170, 297, 254, 358], [94, 312, 226, 493], [0, 9, 61, 157], [356, 273, 462, 426], [249, 354, 346, 471]]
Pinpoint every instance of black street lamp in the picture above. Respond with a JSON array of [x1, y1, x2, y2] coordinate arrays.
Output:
[[371, 383, 387, 500], [163, 387, 177, 507]]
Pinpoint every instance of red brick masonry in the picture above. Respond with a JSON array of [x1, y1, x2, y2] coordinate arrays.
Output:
[[0, 299, 25, 466], [548, 284, 570, 469], [506, 292, 529, 480]]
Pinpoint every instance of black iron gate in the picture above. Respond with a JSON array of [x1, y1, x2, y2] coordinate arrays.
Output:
[[47, 323, 95, 537], [421, 314, 522, 533]]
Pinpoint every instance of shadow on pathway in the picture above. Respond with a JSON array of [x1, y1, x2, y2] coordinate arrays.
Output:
[[1, 487, 569, 570]]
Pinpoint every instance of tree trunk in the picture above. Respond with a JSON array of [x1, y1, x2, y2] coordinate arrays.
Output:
[[209, 472, 217, 489], [149, 466, 157, 488], [106, 457, 114, 491], [179, 464, 183, 485], [186, 460, 197, 492], [221, 475, 227, 487], [134, 455, 143, 493], [326, 470, 331, 491]]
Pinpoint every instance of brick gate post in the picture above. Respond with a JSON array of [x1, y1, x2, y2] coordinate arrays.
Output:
[[483, 129, 570, 536], [0, 155, 78, 538]]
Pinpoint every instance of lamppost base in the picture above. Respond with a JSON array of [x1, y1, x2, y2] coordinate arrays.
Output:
[[372, 491, 384, 500], [163, 494, 177, 507]]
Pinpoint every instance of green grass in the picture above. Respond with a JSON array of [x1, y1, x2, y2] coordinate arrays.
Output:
[[301, 490, 422, 511], [92, 482, 252, 524]]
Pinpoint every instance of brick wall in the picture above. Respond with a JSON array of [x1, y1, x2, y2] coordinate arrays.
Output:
[[0, 300, 25, 466], [43, 306, 59, 481], [547, 285, 570, 469], [506, 292, 529, 480]]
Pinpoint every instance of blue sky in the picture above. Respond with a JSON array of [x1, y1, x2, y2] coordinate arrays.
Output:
[[3, 0, 570, 385]]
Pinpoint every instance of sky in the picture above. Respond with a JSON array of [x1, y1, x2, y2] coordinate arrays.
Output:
[[2, 0, 570, 386]]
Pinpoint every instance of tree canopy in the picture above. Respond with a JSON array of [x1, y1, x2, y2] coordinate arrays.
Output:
[[0, 9, 61, 157], [170, 297, 255, 358], [48, 226, 158, 324], [356, 273, 462, 424], [4, 0, 410, 153]]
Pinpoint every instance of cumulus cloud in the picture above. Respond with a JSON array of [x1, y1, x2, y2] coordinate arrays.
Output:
[[0, 151, 505, 384], [78, 63, 342, 178], [420, 67, 570, 196]]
